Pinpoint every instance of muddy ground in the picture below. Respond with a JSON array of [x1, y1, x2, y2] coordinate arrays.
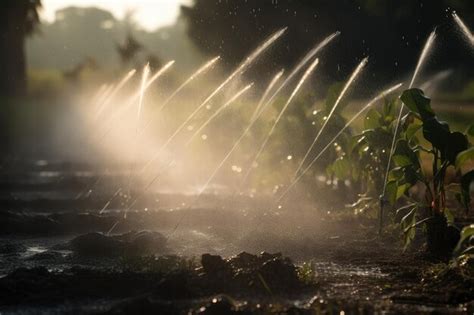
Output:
[[0, 160, 473, 314]]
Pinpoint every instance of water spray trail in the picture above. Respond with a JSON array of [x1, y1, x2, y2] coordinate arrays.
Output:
[[382, 30, 436, 204], [198, 28, 286, 112], [420, 69, 453, 93], [293, 57, 368, 179], [136, 64, 150, 124], [126, 84, 253, 218], [100, 61, 175, 132], [186, 83, 254, 146], [95, 69, 137, 119], [94, 84, 114, 112], [197, 81, 280, 196], [91, 84, 108, 108], [453, 12, 474, 46], [240, 57, 320, 186], [141, 28, 287, 172], [251, 69, 285, 121], [262, 32, 340, 110], [124, 63, 150, 219], [99, 188, 122, 214], [159, 56, 221, 113], [78, 61, 175, 201], [141, 56, 221, 132], [277, 83, 403, 203], [409, 31, 437, 89], [122, 82, 252, 222]]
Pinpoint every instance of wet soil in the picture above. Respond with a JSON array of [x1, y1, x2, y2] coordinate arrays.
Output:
[[0, 160, 473, 314]]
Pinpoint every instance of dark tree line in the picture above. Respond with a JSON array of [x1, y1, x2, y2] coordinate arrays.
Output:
[[181, 0, 474, 85], [0, 0, 41, 97]]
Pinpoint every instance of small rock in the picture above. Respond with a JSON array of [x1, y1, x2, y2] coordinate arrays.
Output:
[[195, 295, 239, 315], [70, 232, 123, 256], [0, 242, 26, 255], [201, 254, 228, 274]]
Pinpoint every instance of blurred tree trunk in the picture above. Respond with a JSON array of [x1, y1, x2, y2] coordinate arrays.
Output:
[[0, 1, 41, 98], [0, 4, 28, 97]]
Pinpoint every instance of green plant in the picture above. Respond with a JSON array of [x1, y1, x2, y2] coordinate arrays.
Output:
[[385, 88, 473, 257], [326, 97, 399, 215]]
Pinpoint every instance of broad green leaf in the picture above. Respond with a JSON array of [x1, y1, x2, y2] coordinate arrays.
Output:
[[405, 119, 423, 140], [444, 208, 455, 225], [332, 156, 351, 179], [422, 117, 450, 152], [389, 167, 404, 181], [363, 128, 393, 148], [445, 132, 468, 165], [454, 224, 474, 255], [396, 183, 410, 200], [460, 170, 474, 212], [395, 139, 420, 169], [403, 165, 420, 185], [400, 89, 435, 121], [400, 205, 417, 249], [465, 124, 474, 137], [385, 180, 398, 205], [364, 108, 382, 130], [455, 147, 474, 170], [392, 155, 412, 167]]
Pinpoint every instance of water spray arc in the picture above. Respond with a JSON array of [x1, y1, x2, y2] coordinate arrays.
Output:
[[196, 70, 289, 196], [250, 69, 285, 121], [141, 56, 221, 132], [453, 12, 474, 47], [293, 57, 369, 180], [379, 30, 437, 233], [277, 83, 403, 203], [95, 69, 137, 119], [185, 83, 254, 146], [261, 32, 340, 112], [239, 57, 320, 187], [140, 27, 288, 173]]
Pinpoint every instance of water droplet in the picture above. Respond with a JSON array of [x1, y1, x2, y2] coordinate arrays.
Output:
[[201, 134, 208, 140], [287, 155, 292, 160]]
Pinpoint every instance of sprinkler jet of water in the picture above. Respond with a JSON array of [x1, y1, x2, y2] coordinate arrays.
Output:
[[165, 33, 342, 237], [262, 32, 340, 112], [76, 61, 175, 200], [140, 83, 254, 174], [239, 57, 320, 187], [132, 72, 283, 215], [293, 57, 369, 180], [230, 32, 340, 190], [99, 60, 175, 135], [194, 72, 286, 197], [91, 84, 109, 109], [95, 69, 137, 119], [453, 12, 474, 47], [380, 30, 436, 233], [277, 83, 403, 204], [420, 69, 453, 94], [185, 83, 254, 146], [193, 70, 289, 192], [120, 84, 254, 218], [125, 63, 150, 212], [140, 28, 288, 173], [94, 84, 115, 113], [141, 56, 221, 133], [250, 69, 285, 121]]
